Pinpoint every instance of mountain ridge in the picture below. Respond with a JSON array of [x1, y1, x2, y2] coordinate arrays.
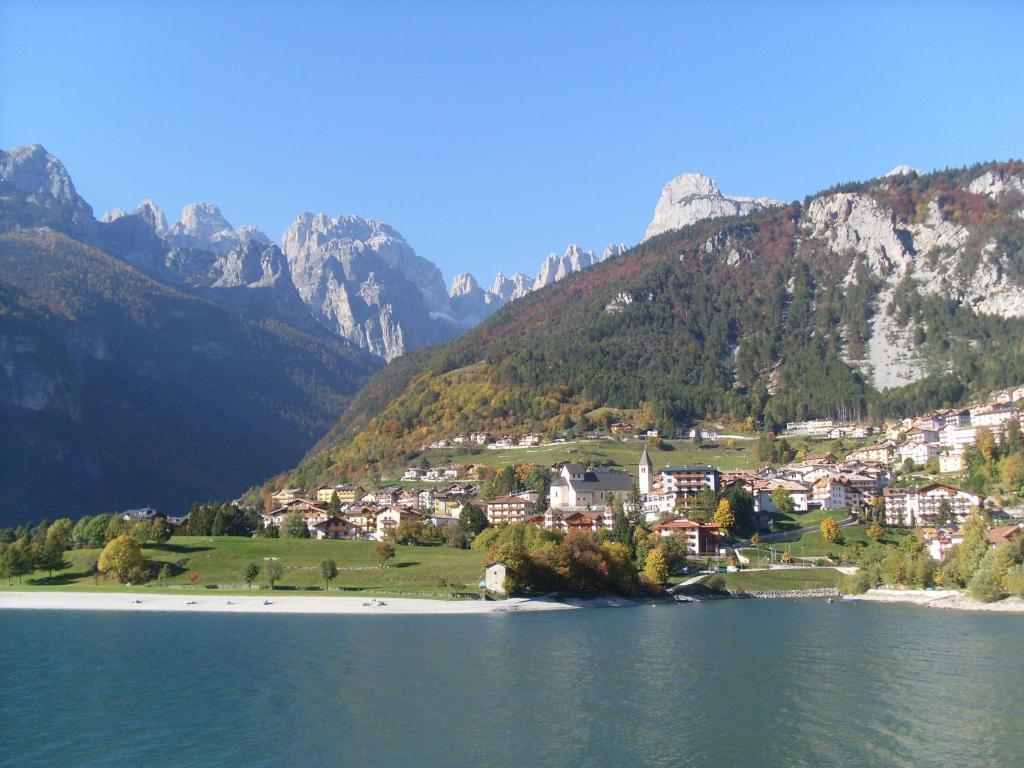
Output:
[[273, 160, 1024, 492]]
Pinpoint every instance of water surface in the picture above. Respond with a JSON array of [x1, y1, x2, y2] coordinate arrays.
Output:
[[2, 601, 1020, 767]]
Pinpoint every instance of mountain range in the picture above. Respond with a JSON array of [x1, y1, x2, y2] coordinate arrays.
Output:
[[6, 142, 1024, 522], [0, 144, 680, 522], [276, 161, 1024, 493]]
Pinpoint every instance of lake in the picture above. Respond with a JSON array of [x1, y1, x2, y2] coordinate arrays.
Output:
[[2, 600, 1021, 767]]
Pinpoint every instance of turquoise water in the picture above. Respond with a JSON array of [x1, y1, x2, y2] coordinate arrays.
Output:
[[2, 601, 1021, 767]]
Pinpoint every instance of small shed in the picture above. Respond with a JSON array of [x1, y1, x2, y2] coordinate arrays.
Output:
[[484, 562, 509, 595]]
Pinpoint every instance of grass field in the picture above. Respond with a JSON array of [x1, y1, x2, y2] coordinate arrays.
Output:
[[9, 537, 487, 598], [772, 506, 850, 532], [717, 567, 845, 591], [399, 437, 763, 481], [748, 523, 909, 562]]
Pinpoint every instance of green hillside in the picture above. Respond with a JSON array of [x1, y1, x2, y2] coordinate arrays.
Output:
[[276, 162, 1024, 492], [0, 231, 380, 524]]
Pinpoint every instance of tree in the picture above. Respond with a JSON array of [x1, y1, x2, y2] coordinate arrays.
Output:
[[692, 488, 718, 523], [0, 545, 17, 585], [866, 521, 884, 542], [936, 499, 954, 526], [1004, 418, 1023, 453], [486, 540, 530, 593], [820, 517, 841, 544], [644, 547, 669, 587], [944, 507, 990, 587], [150, 517, 172, 544], [976, 426, 997, 462], [265, 560, 284, 589], [129, 520, 151, 546], [1001, 453, 1024, 492], [281, 510, 310, 539], [46, 519, 74, 552], [320, 559, 338, 590], [328, 491, 342, 517], [373, 541, 396, 568], [968, 559, 1004, 602], [211, 509, 225, 536], [612, 496, 630, 545], [601, 541, 640, 596], [38, 534, 68, 578], [98, 535, 144, 583], [627, 483, 644, 526], [456, 504, 489, 540], [244, 562, 260, 589], [714, 498, 735, 535], [104, 514, 125, 543], [770, 487, 795, 518], [1006, 564, 1024, 597], [560, 532, 611, 592]]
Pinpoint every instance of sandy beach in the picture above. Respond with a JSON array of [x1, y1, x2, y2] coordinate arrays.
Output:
[[0, 590, 602, 616], [856, 588, 1024, 613]]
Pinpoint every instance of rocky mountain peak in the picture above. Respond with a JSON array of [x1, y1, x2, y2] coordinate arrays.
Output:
[[0, 145, 83, 208], [643, 172, 782, 241], [490, 271, 534, 302], [884, 164, 920, 178], [450, 272, 481, 297], [102, 199, 169, 236], [166, 202, 268, 255], [665, 172, 720, 198], [136, 200, 168, 235], [602, 243, 627, 261], [0, 144, 96, 240], [280, 211, 454, 361], [534, 244, 597, 290]]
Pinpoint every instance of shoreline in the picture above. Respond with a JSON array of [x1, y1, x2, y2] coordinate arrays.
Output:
[[854, 588, 1024, 613], [0, 590, 602, 616]]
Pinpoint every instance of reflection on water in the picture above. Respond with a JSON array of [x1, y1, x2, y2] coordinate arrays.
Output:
[[1, 601, 1021, 767]]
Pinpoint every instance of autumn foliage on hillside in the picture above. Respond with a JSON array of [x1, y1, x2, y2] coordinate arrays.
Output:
[[282, 162, 1024, 490]]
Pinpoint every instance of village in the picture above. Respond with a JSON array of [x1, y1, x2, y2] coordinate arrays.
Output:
[[240, 383, 1024, 577]]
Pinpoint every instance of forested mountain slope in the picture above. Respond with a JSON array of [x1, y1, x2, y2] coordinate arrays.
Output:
[[0, 231, 379, 524], [280, 162, 1024, 490]]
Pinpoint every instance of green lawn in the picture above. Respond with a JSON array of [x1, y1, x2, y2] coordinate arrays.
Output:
[[8, 537, 487, 598], [771, 506, 850, 532], [717, 567, 845, 591], [402, 437, 762, 480], [751, 524, 909, 561]]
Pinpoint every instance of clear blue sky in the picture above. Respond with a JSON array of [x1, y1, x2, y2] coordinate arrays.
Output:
[[2, 1, 1022, 286]]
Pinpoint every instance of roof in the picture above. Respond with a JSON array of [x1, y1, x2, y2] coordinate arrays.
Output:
[[986, 525, 1022, 545], [122, 507, 161, 520], [917, 483, 985, 500], [655, 518, 722, 530], [561, 469, 633, 493], [313, 516, 351, 529], [639, 446, 652, 466], [661, 465, 718, 473]]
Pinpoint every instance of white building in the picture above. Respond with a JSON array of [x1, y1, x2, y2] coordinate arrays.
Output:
[[900, 441, 940, 467], [883, 484, 985, 526], [549, 464, 633, 512]]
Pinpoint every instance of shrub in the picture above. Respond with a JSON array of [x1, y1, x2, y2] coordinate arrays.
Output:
[[969, 566, 1004, 603], [841, 570, 871, 595], [705, 575, 726, 593], [1005, 565, 1024, 597]]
